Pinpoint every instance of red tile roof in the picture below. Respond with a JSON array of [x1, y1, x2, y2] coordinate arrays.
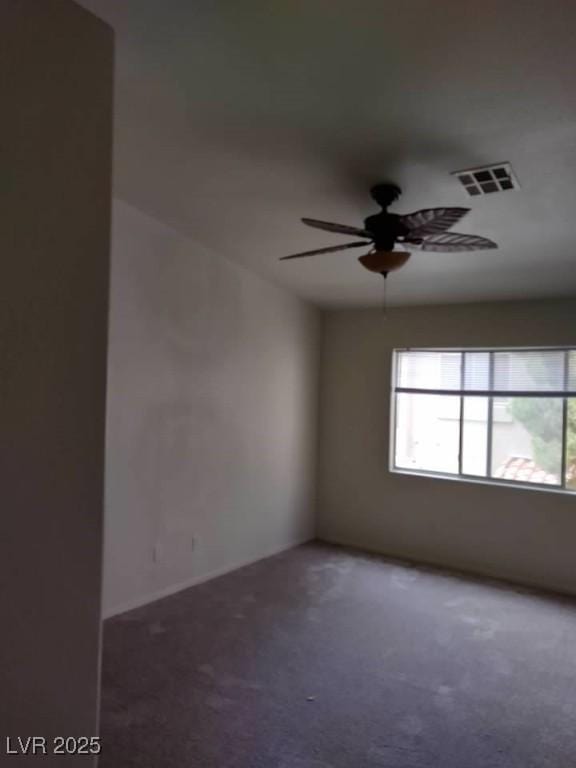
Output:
[[494, 456, 558, 485]]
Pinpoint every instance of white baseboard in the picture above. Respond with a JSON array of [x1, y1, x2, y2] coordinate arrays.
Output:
[[316, 533, 576, 599], [103, 535, 313, 619]]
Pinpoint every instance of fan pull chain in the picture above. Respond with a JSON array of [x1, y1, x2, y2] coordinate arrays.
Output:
[[381, 272, 388, 317]]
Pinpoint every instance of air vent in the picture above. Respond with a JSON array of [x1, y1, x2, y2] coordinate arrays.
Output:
[[452, 163, 520, 196]]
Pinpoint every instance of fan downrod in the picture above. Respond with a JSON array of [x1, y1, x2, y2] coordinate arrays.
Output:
[[369, 183, 402, 209], [364, 183, 407, 251]]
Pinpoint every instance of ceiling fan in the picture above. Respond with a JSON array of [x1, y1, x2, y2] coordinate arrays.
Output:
[[279, 183, 497, 280]]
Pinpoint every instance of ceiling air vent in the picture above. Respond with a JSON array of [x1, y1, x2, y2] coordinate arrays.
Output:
[[452, 163, 520, 197]]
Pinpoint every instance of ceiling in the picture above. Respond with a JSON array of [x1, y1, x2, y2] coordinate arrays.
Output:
[[79, 0, 576, 307]]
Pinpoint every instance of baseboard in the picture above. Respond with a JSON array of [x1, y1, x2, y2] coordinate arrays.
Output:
[[316, 533, 576, 600], [103, 535, 314, 619]]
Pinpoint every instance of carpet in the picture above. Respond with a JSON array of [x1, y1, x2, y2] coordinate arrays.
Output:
[[100, 542, 576, 767]]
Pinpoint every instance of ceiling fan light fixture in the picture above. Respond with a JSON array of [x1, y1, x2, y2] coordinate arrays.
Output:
[[359, 250, 411, 274]]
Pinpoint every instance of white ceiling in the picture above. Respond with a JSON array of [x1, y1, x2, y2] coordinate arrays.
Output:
[[80, 0, 576, 307]]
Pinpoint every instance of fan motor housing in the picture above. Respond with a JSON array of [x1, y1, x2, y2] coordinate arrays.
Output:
[[363, 212, 407, 251]]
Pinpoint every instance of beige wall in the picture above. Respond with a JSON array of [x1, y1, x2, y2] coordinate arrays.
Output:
[[318, 299, 576, 595], [0, 0, 112, 756], [103, 201, 319, 617]]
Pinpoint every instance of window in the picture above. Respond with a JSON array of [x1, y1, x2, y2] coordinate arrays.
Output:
[[391, 348, 576, 492]]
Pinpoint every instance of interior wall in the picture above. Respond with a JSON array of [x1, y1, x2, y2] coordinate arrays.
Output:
[[318, 299, 576, 595], [103, 200, 319, 617], [0, 0, 112, 755]]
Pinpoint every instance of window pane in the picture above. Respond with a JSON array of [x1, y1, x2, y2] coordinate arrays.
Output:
[[395, 393, 460, 474], [462, 397, 488, 476], [566, 399, 576, 490], [493, 351, 564, 392], [463, 352, 490, 391], [397, 352, 461, 390], [569, 352, 576, 392], [491, 397, 562, 485]]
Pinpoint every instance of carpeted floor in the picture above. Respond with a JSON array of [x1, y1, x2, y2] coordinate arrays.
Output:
[[100, 542, 576, 767]]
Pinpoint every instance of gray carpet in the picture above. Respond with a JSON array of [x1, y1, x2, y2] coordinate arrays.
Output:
[[100, 543, 576, 767]]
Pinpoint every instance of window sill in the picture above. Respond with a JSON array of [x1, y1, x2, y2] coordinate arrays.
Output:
[[390, 466, 576, 496]]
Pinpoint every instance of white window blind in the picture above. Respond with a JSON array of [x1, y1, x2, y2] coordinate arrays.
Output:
[[395, 349, 576, 396], [493, 351, 564, 392], [396, 351, 461, 390], [569, 351, 576, 391]]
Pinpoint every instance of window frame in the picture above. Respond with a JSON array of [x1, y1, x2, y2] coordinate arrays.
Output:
[[390, 346, 576, 494]]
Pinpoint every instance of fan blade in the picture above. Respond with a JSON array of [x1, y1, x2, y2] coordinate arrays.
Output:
[[302, 217, 372, 237], [279, 241, 370, 260], [405, 232, 498, 252], [399, 207, 470, 237]]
